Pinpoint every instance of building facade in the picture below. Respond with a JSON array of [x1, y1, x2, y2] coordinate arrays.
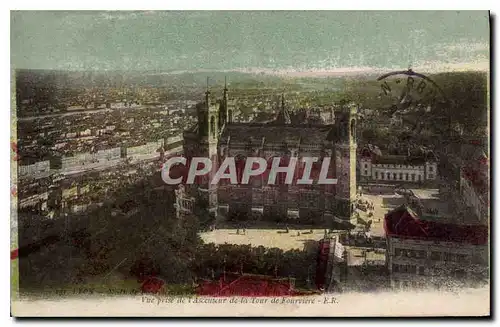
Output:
[[359, 148, 438, 184], [385, 205, 488, 290], [180, 82, 358, 226]]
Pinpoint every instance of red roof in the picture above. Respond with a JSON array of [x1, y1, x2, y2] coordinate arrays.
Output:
[[196, 273, 306, 297], [384, 206, 488, 245]]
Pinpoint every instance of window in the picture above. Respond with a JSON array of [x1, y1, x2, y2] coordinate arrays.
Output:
[[444, 252, 455, 262], [387, 172, 391, 180], [415, 250, 426, 259], [411, 173, 416, 181], [364, 163, 368, 169], [429, 166, 434, 172], [210, 116, 216, 137], [351, 119, 356, 140], [393, 173, 397, 180], [405, 173, 409, 181], [418, 266, 425, 275], [428, 173, 434, 179], [375, 171, 379, 179], [399, 173, 403, 180], [431, 252, 441, 261], [364, 170, 368, 175], [398, 265, 417, 274]]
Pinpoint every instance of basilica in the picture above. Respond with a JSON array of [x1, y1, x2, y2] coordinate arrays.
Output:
[[181, 81, 358, 227]]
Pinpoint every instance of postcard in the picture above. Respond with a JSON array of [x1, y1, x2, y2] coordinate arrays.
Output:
[[10, 10, 490, 317]]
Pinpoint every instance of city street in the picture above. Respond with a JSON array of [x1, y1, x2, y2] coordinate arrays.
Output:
[[356, 189, 406, 237]]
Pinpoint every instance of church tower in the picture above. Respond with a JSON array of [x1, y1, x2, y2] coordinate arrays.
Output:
[[193, 77, 220, 212], [196, 77, 220, 158], [333, 103, 358, 224], [218, 76, 232, 130]]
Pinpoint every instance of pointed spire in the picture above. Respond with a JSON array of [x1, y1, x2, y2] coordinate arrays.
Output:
[[223, 76, 228, 102], [205, 77, 210, 104], [273, 93, 291, 125]]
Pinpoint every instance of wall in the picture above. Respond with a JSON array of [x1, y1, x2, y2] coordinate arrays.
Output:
[[387, 236, 487, 289]]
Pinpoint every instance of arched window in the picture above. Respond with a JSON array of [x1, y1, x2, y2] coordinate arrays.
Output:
[[210, 116, 216, 138], [235, 155, 246, 184], [350, 119, 356, 140]]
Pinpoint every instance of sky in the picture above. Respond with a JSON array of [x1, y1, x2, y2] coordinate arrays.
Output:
[[10, 11, 490, 74]]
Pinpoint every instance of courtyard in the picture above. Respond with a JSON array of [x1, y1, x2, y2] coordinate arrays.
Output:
[[199, 228, 328, 251]]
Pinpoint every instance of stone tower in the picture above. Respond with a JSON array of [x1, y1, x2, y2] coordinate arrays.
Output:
[[218, 76, 232, 130], [194, 78, 220, 212], [334, 103, 358, 224]]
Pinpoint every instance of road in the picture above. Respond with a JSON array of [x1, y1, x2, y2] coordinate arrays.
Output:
[[355, 190, 406, 237], [17, 106, 147, 122]]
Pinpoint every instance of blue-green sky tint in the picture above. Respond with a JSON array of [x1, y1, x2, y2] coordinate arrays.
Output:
[[11, 11, 490, 73]]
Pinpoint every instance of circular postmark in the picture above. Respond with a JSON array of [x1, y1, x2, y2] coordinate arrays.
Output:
[[377, 69, 449, 133]]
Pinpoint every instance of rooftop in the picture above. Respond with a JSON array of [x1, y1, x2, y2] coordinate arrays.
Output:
[[384, 205, 488, 245], [220, 123, 341, 146]]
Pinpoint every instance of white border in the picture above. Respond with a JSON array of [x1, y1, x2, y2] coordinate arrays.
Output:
[[2, 2, 497, 325]]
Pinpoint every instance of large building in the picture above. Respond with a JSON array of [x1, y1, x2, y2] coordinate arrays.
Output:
[[359, 146, 438, 184], [385, 205, 488, 290], [181, 81, 358, 226]]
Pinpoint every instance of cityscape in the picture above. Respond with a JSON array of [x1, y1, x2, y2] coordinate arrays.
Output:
[[10, 10, 490, 316]]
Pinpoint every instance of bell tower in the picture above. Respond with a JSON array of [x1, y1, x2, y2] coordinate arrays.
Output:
[[194, 77, 220, 212], [219, 76, 230, 130], [196, 77, 220, 157], [334, 103, 358, 224]]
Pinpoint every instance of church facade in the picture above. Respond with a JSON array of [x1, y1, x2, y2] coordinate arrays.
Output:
[[182, 82, 358, 227]]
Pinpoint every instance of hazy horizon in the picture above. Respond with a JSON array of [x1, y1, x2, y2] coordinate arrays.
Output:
[[11, 11, 490, 74]]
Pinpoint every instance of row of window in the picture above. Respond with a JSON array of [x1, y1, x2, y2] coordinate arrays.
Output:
[[374, 171, 422, 181], [394, 248, 470, 263], [393, 273, 468, 289], [395, 248, 426, 259], [393, 280, 424, 289], [364, 164, 435, 172], [431, 251, 469, 263], [373, 164, 424, 169], [392, 264, 425, 275]]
